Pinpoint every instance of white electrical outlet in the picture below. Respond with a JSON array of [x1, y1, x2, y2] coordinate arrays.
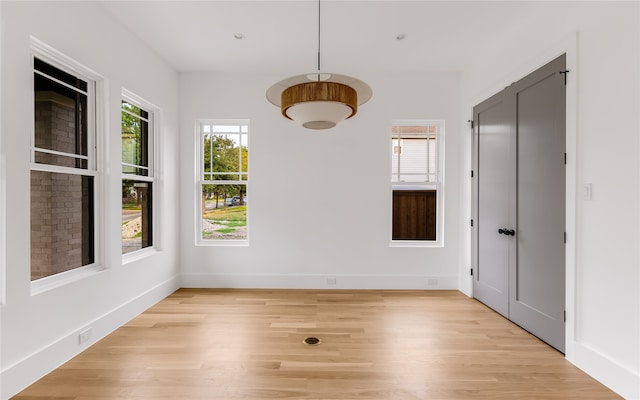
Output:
[[78, 327, 92, 344], [326, 277, 337, 285]]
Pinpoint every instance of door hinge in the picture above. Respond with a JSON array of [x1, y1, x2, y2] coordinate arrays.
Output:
[[471, 219, 474, 227], [471, 268, 474, 276], [559, 70, 570, 85], [471, 170, 474, 178], [564, 232, 567, 244], [564, 310, 566, 322], [564, 153, 567, 164], [468, 119, 474, 129]]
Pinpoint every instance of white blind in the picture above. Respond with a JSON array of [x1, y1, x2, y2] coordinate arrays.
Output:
[[391, 124, 437, 183]]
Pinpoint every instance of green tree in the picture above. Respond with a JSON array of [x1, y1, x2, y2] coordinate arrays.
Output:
[[202, 134, 248, 209]]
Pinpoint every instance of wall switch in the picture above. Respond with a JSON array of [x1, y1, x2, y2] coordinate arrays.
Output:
[[78, 327, 92, 344], [582, 183, 593, 200], [326, 277, 337, 285]]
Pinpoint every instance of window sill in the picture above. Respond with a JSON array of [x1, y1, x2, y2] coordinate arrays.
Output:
[[196, 240, 249, 247], [31, 264, 106, 296], [390, 240, 443, 248], [122, 246, 159, 265]]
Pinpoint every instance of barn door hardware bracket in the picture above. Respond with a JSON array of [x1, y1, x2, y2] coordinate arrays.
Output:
[[559, 70, 570, 85], [468, 119, 474, 129]]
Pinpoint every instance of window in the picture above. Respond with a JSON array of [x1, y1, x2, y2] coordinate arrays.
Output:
[[390, 121, 444, 245], [31, 56, 98, 281], [197, 120, 249, 243], [121, 94, 155, 255]]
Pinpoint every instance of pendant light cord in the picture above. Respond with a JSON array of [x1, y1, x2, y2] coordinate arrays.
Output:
[[317, 0, 321, 79]]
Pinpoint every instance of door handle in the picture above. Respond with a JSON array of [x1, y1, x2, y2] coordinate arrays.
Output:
[[498, 228, 515, 236]]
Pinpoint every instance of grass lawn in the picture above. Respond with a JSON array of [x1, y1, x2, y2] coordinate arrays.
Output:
[[122, 202, 141, 211], [203, 206, 247, 239], [203, 205, 246, 223]]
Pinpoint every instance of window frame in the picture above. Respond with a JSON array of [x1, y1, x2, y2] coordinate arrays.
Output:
[[0, 7, 4, 305], [389, 120, 445, 248], [196, 119, 249, 246], [30, 38, 106, 294], [121, 89, 159, 262]]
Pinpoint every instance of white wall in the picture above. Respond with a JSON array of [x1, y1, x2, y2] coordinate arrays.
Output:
[[460, 2, 640, 398], [0, 2, 181, 398], [179, 71, 462, 290], [1, 1, 637, 399]]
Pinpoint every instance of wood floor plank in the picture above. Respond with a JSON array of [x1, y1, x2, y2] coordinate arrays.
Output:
[[13, 289, 621, 399]]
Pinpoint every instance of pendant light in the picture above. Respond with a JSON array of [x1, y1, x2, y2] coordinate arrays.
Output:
[[266, 0, 372, 129]]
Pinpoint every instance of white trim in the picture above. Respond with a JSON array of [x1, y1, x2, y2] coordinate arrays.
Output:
[[392, 184, 437, 191], [389, 120, 445, 247], [122, 246, 159, 265], [121, 107, 150, 123], [0, 1, 5, 306], [121, 90, 157, 179], [94, 77, 107, 271], [121, 162, 150, 171], [181, 273, 458, 290], [30, 162, 97, 177], [196, 119, 250, 245], [196, 238, 249, 247], [31, 264, 106, 296], [120, 89, 160, 256], [30, 37, 103, 82], [152, 106, 162, 251], [570, 342, 640, 400], [2, 276, 180, 399], [33, 147, 90, 161], [34, 69, 89, 96], [122, 173, 154, 183], [389, 240, 442, 248], [30, 38, 106, 284]]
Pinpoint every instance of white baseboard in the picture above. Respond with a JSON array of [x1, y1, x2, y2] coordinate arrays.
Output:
[[458, 276, 472, 297], [568, 342, 640, 400], [0, 276, 180, 400], [180, 273, 458, 290]]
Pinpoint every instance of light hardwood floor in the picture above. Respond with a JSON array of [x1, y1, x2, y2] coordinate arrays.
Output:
[[14, 289, 620, 399]]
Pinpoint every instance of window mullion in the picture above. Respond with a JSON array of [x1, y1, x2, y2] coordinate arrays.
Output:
[[209, 134, 213, 178], [396, 135, 402, 181], [122, 173, 154, 183], [121, 108, 150, 123], [34, 147, 90, 160], [34, 69, 89, 96], [426, 132, 430, 182], [31, 162, 97, 177]]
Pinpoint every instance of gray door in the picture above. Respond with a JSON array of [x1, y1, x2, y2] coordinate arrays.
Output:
[[472, 91, 512, 318], [472, 54, 566, 352], [509, 55, 566, 352]]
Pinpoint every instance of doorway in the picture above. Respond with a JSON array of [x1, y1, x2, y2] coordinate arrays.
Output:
[[472, 54, 566, 352]]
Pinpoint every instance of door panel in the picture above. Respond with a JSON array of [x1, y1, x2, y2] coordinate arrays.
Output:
[[510, 54, 566, 352], [472, 92, 512, 318]]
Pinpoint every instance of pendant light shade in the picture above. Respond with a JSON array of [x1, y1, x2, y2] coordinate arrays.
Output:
[[266, 73, 372, 130], [266, 0, 371, 129]]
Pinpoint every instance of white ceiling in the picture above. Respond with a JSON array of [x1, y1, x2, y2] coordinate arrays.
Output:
[[101, 1, 551, 75]]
